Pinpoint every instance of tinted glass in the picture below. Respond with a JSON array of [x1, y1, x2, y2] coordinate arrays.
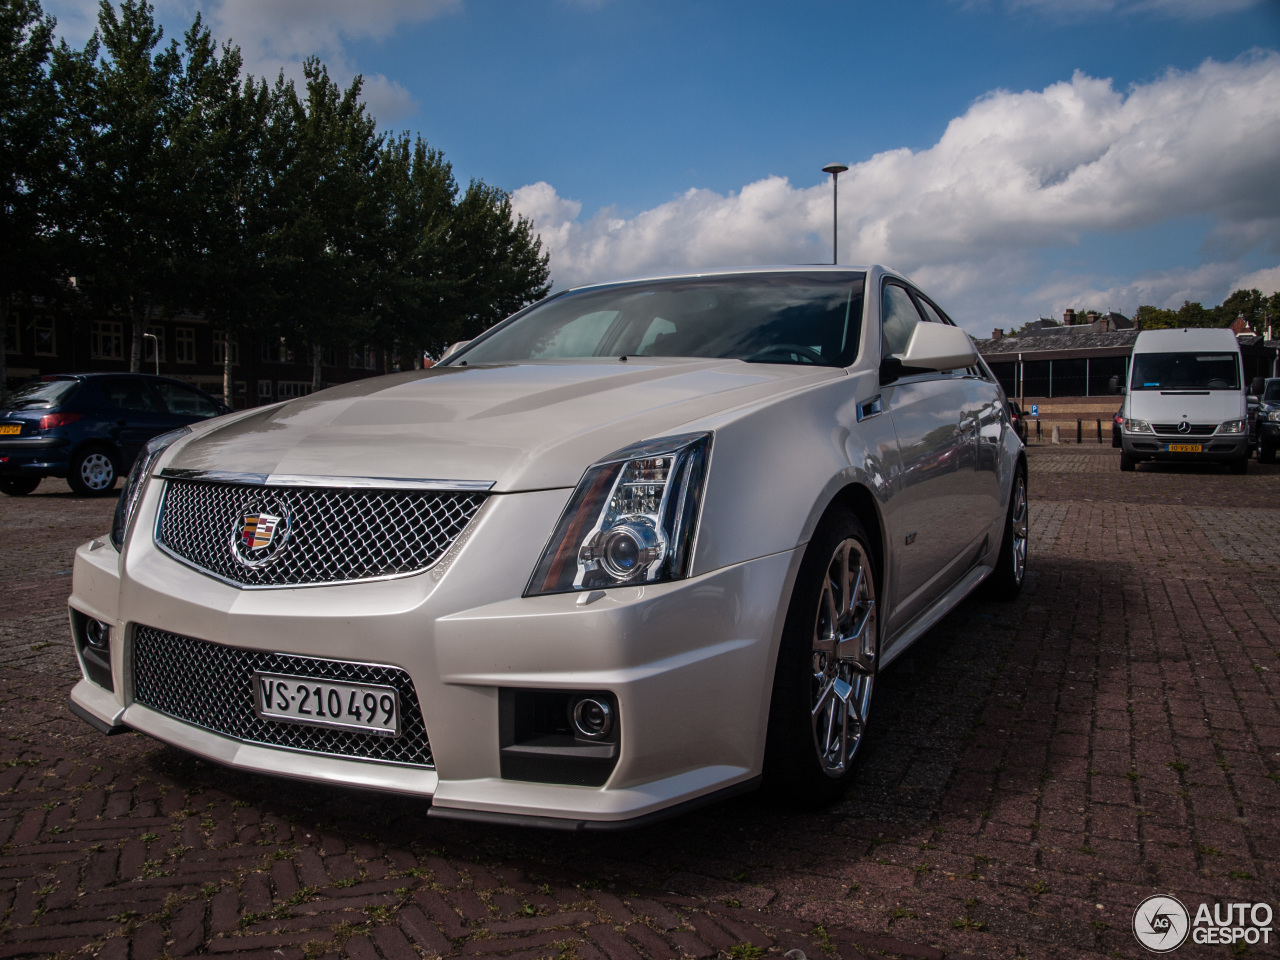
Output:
[[459, 273, 866, 367], [1, 379, 78, 409], [1130, 353, 1240, 391], [154, 381, 220, 418], [99, 377, 162, 412], [882, 283, 924, 356], [915, 295, 951, 327], [1264, 381, 1280, 402]]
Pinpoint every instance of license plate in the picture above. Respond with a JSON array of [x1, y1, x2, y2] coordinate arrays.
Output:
[[253, 672, 400, 737], [1166, 443, 1202, 453], [0, 425, 19, 436]]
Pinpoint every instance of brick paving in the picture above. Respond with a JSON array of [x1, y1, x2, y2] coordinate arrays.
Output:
[[0, 452, 1277, 960]]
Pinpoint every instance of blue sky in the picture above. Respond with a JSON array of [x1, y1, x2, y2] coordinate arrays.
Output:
[[46, 0, 1280, 333]]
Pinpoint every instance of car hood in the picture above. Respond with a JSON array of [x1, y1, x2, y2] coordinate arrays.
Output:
[[167, 358, 844, 491]]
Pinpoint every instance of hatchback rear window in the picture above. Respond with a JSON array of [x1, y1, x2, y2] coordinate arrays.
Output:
[[2, 379, 79, 410]]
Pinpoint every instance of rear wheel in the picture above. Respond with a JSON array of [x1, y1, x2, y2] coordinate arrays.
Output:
[[764, 507, 878, 808], [980, 467, 1028, 601], [67, 448, 118, 496], [1120, 452, 1137, 472], [0, 477, 40, 497]]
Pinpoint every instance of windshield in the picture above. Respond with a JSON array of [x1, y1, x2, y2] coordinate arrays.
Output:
[[457, 272, 866, 367], [1130, 352, 1240, 391], [1265, 381, 1280, 403], [1, 378, 79, 410]]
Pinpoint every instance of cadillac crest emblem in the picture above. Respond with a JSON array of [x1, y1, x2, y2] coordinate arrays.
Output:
[[231, 499, 293, 567]]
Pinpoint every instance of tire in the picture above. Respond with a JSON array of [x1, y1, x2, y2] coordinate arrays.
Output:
[[980, 467, 1028, 601], [0, 477, 40, 497], [67, 447, 119, 497], [1228, 457, 1248, 475], [763, 506, 879, 808], [1261, 441, 1276, 465], [1120, 452, 1137, 472]]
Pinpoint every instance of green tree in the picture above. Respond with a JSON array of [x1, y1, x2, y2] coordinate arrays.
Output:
[[0, 0, 59, 395]]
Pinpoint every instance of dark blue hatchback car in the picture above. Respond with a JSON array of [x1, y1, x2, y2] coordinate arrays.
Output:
[[0, 373, 229, 496]]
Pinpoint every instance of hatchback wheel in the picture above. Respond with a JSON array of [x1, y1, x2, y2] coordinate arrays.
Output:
[[0, 477, 40, 497], [764, 507, 878, 807], [68, 448, 118, 496]]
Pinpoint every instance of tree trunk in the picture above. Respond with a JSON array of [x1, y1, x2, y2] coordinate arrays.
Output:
[[223, 342, 233, 409], [0, 294, 9, 400], [129, 300, 145, 373], [312, 345, 322, 393]]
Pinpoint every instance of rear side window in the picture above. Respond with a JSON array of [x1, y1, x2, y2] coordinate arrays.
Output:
[[1, 379, 79, 410], [882, 283, 925, 357], [153, 381, 220, 418], [99, 377, 162, 412]]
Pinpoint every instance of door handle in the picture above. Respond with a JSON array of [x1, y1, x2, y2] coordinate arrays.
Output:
[[856, 395, 882, 422]]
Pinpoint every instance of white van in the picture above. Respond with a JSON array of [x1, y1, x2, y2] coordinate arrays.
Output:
[[1119, 327, 1250, 473]]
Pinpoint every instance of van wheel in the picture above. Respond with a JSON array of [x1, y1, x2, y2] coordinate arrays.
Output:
[[68, 448, 119, 496], [1120, 452, 1137, 472], [763, 506, 878, 808], [981, 468, 1028, 601]]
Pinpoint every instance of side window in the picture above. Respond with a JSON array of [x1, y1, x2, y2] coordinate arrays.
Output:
[[881, 283, 926, 357], [914, 291, 982, 378], [154, 381, 220, 419], [914, 295, 951, 327], [99, 377, 161, 413]]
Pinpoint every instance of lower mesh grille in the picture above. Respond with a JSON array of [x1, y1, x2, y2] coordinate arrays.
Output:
[[132, 626, 433, 767]]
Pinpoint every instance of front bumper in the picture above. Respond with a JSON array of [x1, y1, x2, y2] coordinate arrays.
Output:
[[1121, 433, 1248, 462], [68, 483, 800, 826]]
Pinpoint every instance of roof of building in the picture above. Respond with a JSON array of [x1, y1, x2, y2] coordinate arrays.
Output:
[[977, 329, 1139, 358]]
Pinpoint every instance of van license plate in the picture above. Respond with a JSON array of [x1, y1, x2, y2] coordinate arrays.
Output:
[[1166, 443, 1201, 453], [253, 672, 400, 736]]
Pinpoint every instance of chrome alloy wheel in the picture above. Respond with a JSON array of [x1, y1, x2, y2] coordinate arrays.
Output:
[[79, 453, 115, 492], [810, 537, 877, 777], [1010, 473, 1028, 585]]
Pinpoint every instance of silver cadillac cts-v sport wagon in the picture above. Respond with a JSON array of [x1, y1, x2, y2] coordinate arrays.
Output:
[[68, 265, 1027, 828]]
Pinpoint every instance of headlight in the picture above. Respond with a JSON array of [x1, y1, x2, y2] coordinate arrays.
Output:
[[526, 432, 711, 596], [1268, 410, 1280, 422], [1123, 419, 1153, 434], [110, 427, 190, 550], [1217, 419, 1248, 435]]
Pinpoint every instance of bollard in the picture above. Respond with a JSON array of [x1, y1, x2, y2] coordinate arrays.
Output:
[[1036, 419, 1042, 441], [1051, 423, 1061, 444], [1096, 419, 1102, 443], [1077, 419, 1082, 444]]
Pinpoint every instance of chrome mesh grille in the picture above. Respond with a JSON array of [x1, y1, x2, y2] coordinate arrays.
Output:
[[132, 626, 433, 767], [156, 479, 484, 587], [1152, 423, 1216, 436]]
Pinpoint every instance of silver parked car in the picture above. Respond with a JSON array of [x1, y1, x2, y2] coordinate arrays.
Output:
[[68, 266, 1027, 827]]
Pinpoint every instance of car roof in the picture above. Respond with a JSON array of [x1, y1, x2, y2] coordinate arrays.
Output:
[[560, 264, 909, 294]]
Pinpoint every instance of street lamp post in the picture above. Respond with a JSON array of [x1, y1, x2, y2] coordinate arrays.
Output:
[[143, 332, 159, 376], [822, 162, 848, 265]]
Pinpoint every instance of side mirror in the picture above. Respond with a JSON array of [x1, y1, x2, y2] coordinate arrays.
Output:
[[894, 323, 977, 373], [442, 340, 471, 361]]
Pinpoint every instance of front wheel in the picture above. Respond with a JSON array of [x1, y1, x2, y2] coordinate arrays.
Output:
[[981, 467, 1028, 601], [67, 448, 119, 496], [0, 477, 40, 497], [763, 507, 879, 808]]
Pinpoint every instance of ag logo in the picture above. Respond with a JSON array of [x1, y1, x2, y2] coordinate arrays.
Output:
[[1133, 894, 1190, 953], [1177, 421, 1191, 434], [231, 499, 293, 567]]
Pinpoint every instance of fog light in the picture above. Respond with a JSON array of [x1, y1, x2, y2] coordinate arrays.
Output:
[[571, 697, 614, 739], [85, 619, 110, 649]]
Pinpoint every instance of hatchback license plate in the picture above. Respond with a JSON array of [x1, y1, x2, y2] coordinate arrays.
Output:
[[0, 425, 19, 436], [1166, 443, 1202, 453], [253, 672, 400, 737]]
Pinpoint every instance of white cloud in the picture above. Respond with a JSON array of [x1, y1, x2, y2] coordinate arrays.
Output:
[[512, 53, 1280, 333]]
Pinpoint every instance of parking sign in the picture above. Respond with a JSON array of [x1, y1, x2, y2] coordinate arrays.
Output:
[[1030, 404, 1039, 416]]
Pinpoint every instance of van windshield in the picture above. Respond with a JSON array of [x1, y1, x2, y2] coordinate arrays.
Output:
[[456, 272, 866, 368], [1130, 352, 1240, 391]]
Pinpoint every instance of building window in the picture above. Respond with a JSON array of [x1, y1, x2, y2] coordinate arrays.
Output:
[[90, 320, 124, 360], [323, 345, 339, 368], [143, 325, 165, 364], [277, 381, 312, 400], [33, 317, 56, 356], [350, 346, 376, 369], [257, 380, 274, 402], [5, 314, 18, 355], [213, 331, 239, 366], [176, 327, 195, 364], [260, 337, 294, 364]]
